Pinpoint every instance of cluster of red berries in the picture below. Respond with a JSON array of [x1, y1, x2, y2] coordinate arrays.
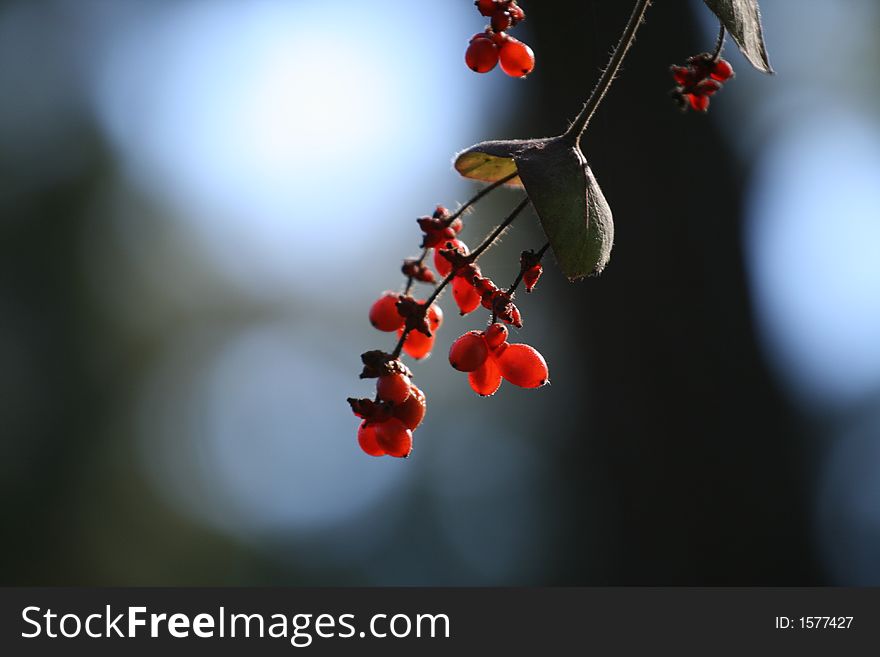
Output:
[[670, 54, 734, 112], [353, 196, 551, 458], [369, 292, 444, 360], [349, 353, 425, 458], [449, 322, 548, 396], [466, 1, 534, 78], [418, 205, 463, 249]]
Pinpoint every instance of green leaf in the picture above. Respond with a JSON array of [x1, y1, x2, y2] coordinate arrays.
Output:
[[703, 0, 773, 73], [454, 136, 613, 281], [451, 139, 525, 186]]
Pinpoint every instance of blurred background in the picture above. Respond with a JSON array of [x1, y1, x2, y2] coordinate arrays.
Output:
[[1, 0, 879, 585]]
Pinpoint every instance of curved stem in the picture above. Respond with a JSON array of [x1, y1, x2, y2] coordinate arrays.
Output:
[[492, 241, 550, 324], [507, 242, 550, 296], [403, 171, 519, 294], [563, 0, 652, 146], [468, 198, 530, 262], [445, 171, 518, 227], [392, 197, 531, 359], [711, 24, 726, 61]]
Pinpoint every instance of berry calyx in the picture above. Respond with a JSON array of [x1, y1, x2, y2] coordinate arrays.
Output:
[[397, 297, 441, 338], [468, 357, 503, 396], [369, 292, 404, 332], [491, 10, 512, 32], [449, 331, 490, 372], [393, 384, 426, 430], [348, 397, 392, 423], [688, 93, 709, 112], [499, 38, 535, 78], [496, 343, 549, 388], [475, 0, 497, 17], [466, 35, 500, 74], [434, 239, 469, 278], [376, 372, 412, 404]]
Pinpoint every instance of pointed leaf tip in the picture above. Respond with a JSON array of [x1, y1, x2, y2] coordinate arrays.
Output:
[[703, 0, 773, 74]]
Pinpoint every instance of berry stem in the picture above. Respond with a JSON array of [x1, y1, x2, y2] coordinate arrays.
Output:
[[563, 0, 652, 147], [392, 197, 531, 359], [491, 241, 550, 324], [467, 197, 531, 262], [507, 242, 549, 296], [711, 24, 726, 61], [403, 171, 519, 294]]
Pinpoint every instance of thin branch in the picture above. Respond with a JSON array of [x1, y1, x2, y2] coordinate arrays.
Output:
[[507, 242, 550, 296], [491, 241, 550, 324], [564, 0, 652, 146], [403, 171, 519, 294], [392, 197, 531, 359], [711, 24, 726, 61]]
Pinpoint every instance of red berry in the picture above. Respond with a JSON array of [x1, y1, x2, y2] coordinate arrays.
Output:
[[499, 38, 534, 78], [398, 327, 435, 360], [369, 292, 404, 332], [670, 65, 693, 86], [428, 303, 443, 332], [434, 239, 469, 278], [393, 385, 426, 430], [376, 372, 412, 404], [375, 418, 413, 458], [695, 79, 721, 96], [484, 322, 508, 349], [449, 331, 489, 372], [523, 264, 542, 292], [468, 357, 503, 396], [473, 276, 497, 296], [710, 58, 734, 81], [358, 422, 385, 457], [466, 36, 500, 74], [496, 343, 549, 388], [452, 274, 482, 315], [688, 93, 709, 112]]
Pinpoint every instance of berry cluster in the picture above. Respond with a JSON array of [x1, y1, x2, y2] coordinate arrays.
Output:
[[450, 323, 548, 396], [349, 353, 425, 458], [670, 54, 734, 112], [369, 292, 444, 360], [437, 243, 533, 326], [351, 191, 549, 458], [466, 1, 534, 78]]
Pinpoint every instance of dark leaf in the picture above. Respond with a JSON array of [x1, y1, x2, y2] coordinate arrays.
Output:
[[703, 0, 773, 73], [454, 136, 613, 280]]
